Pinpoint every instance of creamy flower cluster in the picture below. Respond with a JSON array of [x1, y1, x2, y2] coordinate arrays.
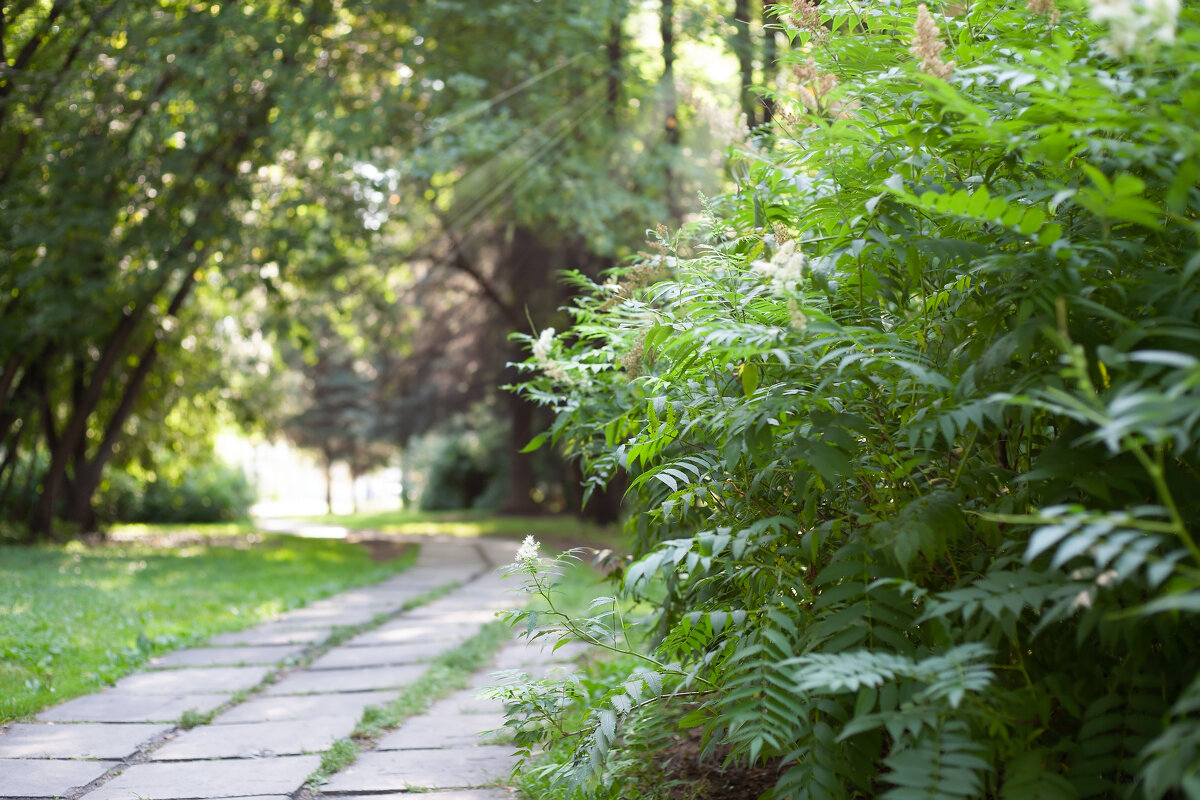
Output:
[[751, 240, 810, 330], [791, 0, 827, 39], [751, 239, 807, 294], [516, 535, 541, 564], [1027, 0, 1061, 25], [793, 58, 840, 114], [1088, 0, 1179, 57], [910, 4, 955, 79], [532, 327, 569, 383]]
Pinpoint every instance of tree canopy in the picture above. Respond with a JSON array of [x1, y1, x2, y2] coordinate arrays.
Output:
[[0, 0, 754, 534]]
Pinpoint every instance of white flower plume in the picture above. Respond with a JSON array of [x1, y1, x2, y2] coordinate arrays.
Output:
[[516, 535, 541, 563]]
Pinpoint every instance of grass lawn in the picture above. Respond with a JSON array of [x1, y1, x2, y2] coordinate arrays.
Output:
[[298, 509, 625, 550], [107, 521, 259, 539], [0, 529, 417, 723]]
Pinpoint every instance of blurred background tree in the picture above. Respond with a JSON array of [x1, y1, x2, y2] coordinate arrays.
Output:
[[0, 0, 753, 539]]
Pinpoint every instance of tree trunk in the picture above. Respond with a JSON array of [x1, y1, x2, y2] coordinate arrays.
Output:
[[63, 468, 99, 534], [733, 0, 756, 129], [44, 269, 198, 535], [661, 0, 680, 219], [323, 449, 334, 514], [761, 0, 777, 125], [397, 449, 410, 509], [607, 2, 625, 121], [503, 375, 539, 515], [31, 298, 157, 535]]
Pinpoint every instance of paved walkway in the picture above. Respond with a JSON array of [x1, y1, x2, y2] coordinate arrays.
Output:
[[0, 534, 578, 800]]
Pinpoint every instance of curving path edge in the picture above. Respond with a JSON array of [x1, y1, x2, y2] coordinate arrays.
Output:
[[0, 532, 579, 800]]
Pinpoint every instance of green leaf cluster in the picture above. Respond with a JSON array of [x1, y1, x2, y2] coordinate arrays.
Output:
[[511, 1, 1200, 797]]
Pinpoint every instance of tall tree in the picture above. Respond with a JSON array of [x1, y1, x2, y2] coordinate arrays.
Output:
[[285, 342, 375, 515], [0, 0, 348, 534], [0, 0, 739, 534]]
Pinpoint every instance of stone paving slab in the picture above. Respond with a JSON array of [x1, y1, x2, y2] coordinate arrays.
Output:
[[347, 620, 481, 647], [0, 722, 168, 759], [319, 746, 517, 793], [83, 755, 320, 800], [3, 537, 518, 800], [489, 640, 588, 669], [430, 581, 513, 598], [481, 661, 577, 684], [376, 711, 507, 750], [213, 689, 398, 723], [112, 665, 270, 694], [309, 641, 446, 670], [403, 605, 509, 623], [400, 608, 506, 624], [302, 596, 397, 613], [271, 607, 384, 627], [303, 590, 423, 608], [208, 624, 333, 645], [265, 664, 427, 695], [323, 792, 512, 800], [371, 575, 462, 587], [408, 592, 512, 611], [430, 689, 506, 717], [148, 644, 306, 668], [0, 757, 118, 798], [37, 691, 232, 723], [151, 715, 357, 760]]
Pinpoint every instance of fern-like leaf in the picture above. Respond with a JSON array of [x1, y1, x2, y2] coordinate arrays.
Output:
[[883, 722, 990, 800]]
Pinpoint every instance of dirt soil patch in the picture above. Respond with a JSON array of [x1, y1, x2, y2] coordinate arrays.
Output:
[[653, 729, 780, 800], [347, 536, 414, 563]]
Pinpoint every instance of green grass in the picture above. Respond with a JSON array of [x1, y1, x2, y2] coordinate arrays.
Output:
[[108, 521, 258, 539], [0, 530, 418, 723], [298, 509, 625, 548]]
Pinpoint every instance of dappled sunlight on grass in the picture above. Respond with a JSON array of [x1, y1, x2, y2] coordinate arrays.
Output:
[[109, 521, 257, 539]]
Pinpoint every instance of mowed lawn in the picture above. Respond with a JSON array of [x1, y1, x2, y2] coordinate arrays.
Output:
[[0, 531, 416, 723]]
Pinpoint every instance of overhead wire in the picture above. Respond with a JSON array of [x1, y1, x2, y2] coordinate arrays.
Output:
[[397, 79, 613, 267], [434, 82, 611, 240], [403, 51, 594, 152]]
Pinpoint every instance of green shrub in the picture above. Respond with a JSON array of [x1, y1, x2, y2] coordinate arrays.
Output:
[[93, 460, 254, 525], [93, 467, 144, 524], [410, 410, 509, 511], [510, 2, 1200, 798], [0, 450, 49, 540], [136, 461, 254, 523]]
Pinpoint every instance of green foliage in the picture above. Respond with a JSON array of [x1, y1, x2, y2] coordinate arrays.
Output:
[[509, 2, 1200, 798]]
